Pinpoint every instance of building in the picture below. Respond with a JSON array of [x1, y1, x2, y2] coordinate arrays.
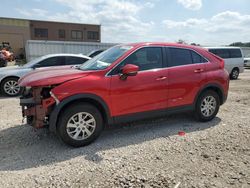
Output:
[[0, 17, 101, 57]]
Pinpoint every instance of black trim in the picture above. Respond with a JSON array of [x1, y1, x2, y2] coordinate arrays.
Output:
[[113, 105, 194, 125], [194, 83, 227, 105], [49, 94, 112, 133]]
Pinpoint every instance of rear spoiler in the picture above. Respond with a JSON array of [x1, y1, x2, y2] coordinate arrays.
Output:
[[207, 51, 225, 69]]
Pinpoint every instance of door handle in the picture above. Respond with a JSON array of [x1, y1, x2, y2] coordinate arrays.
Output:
[[194, 68, 204, 73], [156, 76, 167, 81]]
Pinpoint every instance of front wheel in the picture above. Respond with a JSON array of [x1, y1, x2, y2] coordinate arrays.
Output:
[[57, 103, 103, 147], [194, 90, 220, 122], [0, 77, 22, 96]]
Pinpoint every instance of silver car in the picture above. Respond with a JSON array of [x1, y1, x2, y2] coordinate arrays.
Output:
[[0, 54, 91, 96]]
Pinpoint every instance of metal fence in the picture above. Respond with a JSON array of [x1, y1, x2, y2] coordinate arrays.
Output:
[[25, 40, 117, 62]]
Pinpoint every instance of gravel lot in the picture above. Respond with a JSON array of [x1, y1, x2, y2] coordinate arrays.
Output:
[[0, 70, 250, 188]]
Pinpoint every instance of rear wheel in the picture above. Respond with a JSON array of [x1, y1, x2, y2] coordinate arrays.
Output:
[[0, 77, 22, 96], [194, 90, 220, 122], [230, 68, 239, 80], [57, 103, 103, 147]]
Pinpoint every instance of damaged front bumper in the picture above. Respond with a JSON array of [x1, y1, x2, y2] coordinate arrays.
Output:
[[20, 87, 57, 128]]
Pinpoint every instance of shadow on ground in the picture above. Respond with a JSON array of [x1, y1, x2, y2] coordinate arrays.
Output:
[[0, 113, 221, 171]]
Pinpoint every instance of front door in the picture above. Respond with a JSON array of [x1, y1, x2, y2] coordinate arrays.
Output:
[[109, 47, 168, 117]]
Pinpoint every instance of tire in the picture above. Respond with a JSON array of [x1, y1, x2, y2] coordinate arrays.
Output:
[[57, 103, 103, 147], [230, 68, 239, 80], [0, 77, 22, 97], [194, 90, 220, 122]]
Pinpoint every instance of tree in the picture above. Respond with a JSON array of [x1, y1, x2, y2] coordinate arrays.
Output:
[[176, 39, 187, 44], [229, 42, 250, 47]]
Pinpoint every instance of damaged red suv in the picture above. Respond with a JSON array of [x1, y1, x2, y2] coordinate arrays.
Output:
[[19, 43, 229, 147]]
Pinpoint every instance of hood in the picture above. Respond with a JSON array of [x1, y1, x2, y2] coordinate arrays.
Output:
[[19, 67, 90, 87]]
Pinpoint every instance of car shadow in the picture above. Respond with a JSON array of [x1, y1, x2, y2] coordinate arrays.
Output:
[[0, 113, 221, 171]]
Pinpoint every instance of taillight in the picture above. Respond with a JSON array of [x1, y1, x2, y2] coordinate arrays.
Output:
[[219, 58, 225, 69]]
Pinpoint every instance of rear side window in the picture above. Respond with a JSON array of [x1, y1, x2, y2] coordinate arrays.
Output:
[[169, 48, 193, 67], [191, 51, 208, 64], [214, 49, 230, 59], [65, 56, 89, 65], [229, 49, 242, 58], [209, 49, 242, 59], [37, 57, 63, 67], [168, 48, 207, 67]]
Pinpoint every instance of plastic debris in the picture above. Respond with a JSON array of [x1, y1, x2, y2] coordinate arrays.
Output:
[[178, 131, 186, 136]]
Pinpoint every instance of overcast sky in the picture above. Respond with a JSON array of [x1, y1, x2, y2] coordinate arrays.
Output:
[[1, 0, 250, 45]]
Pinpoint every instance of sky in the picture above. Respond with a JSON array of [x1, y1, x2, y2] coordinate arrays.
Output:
[[1, 0, 250, 45]]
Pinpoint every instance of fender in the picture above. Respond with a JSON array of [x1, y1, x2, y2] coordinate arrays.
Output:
[[194, 83, 227, 105], [49, 93, 112, 133]]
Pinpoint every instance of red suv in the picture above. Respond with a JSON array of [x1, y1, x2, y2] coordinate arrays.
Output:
[[19, 43, 229, 147]]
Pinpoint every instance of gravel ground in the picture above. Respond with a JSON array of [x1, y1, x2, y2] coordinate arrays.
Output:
[[0, 70, 250, 188]]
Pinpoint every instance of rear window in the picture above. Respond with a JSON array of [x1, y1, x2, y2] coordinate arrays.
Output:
[[208, 48, 242, 59]]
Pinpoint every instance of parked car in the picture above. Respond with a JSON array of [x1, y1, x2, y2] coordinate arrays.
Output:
[[0, 54, 90, 96], [19, 42, 229, 147], [87, 49, 106, 58], [244, 56, 250, 67], [205, 47, 244, 79]]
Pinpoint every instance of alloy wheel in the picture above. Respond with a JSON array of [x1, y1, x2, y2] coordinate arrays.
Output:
[[3, 80, 21, 96], [66, 112, 96, 141], [200, 96, 217, 117]]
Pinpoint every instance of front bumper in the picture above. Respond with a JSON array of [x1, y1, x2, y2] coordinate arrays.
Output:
[[20, 87, 56, 128], [20, 98, 48, 128]]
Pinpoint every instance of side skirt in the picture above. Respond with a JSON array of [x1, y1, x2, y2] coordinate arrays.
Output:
[[113, 105, 194, 125]]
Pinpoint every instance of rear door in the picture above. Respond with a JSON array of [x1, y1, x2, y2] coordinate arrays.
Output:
[[166, 47, 207, 108]]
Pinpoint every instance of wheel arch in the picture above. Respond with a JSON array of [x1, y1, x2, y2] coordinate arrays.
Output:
[[0, 75, 20, 84], [232, 67, 239, 72], [0, 76, 21, 94], [194, 83, 225, 106], [49, 94, 112, 133]]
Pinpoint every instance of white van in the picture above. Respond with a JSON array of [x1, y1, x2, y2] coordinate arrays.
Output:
[[205, 47, 244, 79]]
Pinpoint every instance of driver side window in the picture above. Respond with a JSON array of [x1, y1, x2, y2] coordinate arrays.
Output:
[[111, 47, 163, 75]]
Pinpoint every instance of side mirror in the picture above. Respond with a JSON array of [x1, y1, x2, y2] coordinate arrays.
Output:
[[120, 64, 139, 80]]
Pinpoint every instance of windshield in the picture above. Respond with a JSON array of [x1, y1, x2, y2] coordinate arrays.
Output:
[[80, 46, 132, 71]]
